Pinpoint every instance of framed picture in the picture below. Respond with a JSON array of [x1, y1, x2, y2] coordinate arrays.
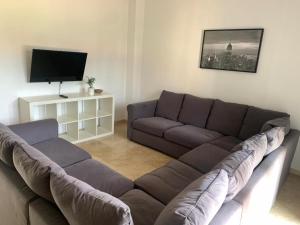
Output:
[[200, 29, 264, 73]]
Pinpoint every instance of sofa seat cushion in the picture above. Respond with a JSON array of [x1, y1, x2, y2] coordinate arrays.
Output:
[[206, 100, 248, 137], [155, 90, 185, 121], [120, 190, 165, 225], [178, 94, 214, 128], [50, 171, 133, 225], [210, 136, 242, 151], [179, 144, 230, 173], [154, 169, 229, 225], [65, 159, 133, 197], [33, 138, 91, 168], [9, 119, 58, 145], [165, 125, 223, 148], [135, 160, 202, 204], [238, 106, 289, 140], [133, 117, 183, 137]]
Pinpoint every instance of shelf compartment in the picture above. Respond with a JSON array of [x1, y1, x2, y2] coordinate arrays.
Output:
[[59, 122, 78, 142], [97, 116, 113, 136], [98, 98, 113, 118], [57, 101, 78, 124], [79, 99, 97, 120], [30, 104, 57, 121], [79, 119, 97, 140], [97, 110, 112, 118]]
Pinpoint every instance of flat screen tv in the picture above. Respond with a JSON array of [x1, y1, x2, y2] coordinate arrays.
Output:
[[30, 49, 88, 83]]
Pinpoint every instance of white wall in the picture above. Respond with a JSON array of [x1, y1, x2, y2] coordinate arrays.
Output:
[[127, 0, 300, 171], [0, 0, 129, 124]]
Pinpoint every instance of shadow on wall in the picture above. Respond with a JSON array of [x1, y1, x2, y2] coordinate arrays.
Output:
[[23, 46, 33, 82]]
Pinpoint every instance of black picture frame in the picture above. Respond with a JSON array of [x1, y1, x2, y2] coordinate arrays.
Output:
[[199, 28, 264, 73]]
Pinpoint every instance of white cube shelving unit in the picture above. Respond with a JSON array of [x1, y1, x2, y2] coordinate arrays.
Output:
[[19, 93, 114, 144]]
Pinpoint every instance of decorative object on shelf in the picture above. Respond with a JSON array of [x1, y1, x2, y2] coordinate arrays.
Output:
[[95, 89, 103, 94], [86, 76, 96, 96], [200, 29, 264, 73]]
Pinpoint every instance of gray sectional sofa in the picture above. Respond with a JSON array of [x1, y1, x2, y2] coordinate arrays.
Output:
[[0, 89, 299, 225], [127, 90, 300, 225]]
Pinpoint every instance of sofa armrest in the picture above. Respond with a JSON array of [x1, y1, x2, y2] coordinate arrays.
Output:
[[9, 119, 58, 145], [127, 100, 158, 139]]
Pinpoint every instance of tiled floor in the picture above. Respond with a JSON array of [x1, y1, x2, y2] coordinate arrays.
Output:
[[78, 121, 300, 225]]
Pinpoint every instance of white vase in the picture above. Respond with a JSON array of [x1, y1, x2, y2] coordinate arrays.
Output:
[[88, 87, 95, 96]]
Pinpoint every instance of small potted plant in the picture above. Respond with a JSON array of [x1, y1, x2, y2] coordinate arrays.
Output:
[[86, 76, 96, 96]]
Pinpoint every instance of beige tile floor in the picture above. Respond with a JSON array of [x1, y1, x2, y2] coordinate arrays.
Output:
[[78, 121, 300, 225]]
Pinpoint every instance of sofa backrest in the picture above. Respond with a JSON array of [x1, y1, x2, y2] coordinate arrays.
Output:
[[156, 91, 289, 140]]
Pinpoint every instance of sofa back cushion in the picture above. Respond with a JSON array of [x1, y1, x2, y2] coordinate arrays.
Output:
[[206, 100, 248, 137], [0, 123, 27, 167], [215, 134, 267, 201], [178, 94, 214, 128], [154, 169, 228, 225], [155, 90, 184, 121], [238, 106, 289, 140], [261, 117, 290, 135], [50, 171, 133, 225], [13, 143, 65, 202], [264, 127, 285, 156]]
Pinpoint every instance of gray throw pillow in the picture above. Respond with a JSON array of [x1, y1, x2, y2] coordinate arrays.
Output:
[[154, 169, 228, 225], [216, 134, 267, 201], [50, 171, 133, 225], [13, 143, 65, 202], [264, 127, 285, 155], [0, 123, 27, 167]]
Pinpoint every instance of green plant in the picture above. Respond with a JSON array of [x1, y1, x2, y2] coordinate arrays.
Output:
[[86, 76, 96, 88]]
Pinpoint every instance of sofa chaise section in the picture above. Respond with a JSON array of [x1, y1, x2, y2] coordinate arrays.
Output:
[[135, 160, 203, 204]]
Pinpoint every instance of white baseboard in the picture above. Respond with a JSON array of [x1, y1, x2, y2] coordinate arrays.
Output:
[[290, 169, 300, 176]]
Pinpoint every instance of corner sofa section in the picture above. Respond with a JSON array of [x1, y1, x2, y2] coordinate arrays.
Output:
[[128, 90, 300, 225], [0, 119, 134, 225]]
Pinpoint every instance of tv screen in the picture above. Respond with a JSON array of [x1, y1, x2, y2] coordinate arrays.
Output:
[[30, 49, 88, 83]]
